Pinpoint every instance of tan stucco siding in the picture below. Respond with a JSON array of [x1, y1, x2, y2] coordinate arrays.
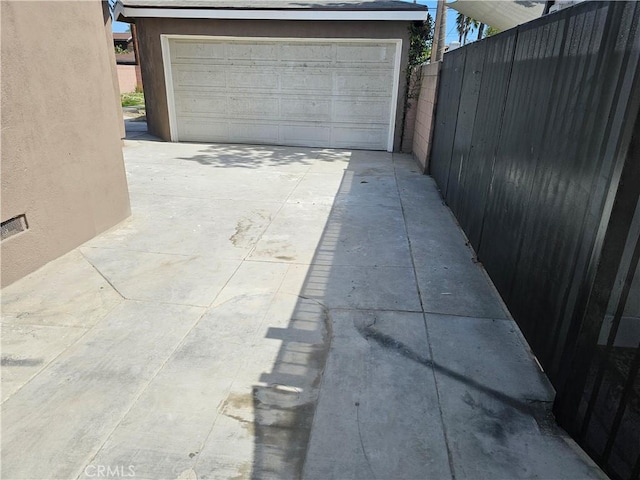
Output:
[[135, 18, 411, 151], [117, 64, 143, 94], [1, 1, 131, 287]]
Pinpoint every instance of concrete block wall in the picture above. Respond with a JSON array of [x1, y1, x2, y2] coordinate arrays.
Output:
[[412, 62, 441, 173]]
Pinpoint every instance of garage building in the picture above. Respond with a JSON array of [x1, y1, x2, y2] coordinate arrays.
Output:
[[115, 0, 428, 151]]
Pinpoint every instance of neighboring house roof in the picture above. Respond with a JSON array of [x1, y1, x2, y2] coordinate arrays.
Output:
[[448, 0, 545, 31], [115, 0, 428, 21], [113, 32, 133, 42], [112, 32, 136, 64]]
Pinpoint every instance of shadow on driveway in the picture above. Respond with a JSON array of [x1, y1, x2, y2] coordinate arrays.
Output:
[[0, 141, 604, 480]]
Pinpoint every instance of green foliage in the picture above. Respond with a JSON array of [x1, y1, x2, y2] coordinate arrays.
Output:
[[114, 45, 130, 55], [408, 15, 434, 67], [402, 16, 435, 145], [121, 91, 144, 107], [455, 15, 499, 44], [456, 13, 480, 45], [484, 26, 501, 38]]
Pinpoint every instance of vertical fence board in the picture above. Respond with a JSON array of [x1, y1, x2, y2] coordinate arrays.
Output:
[[446, 40, 486, 216], [475, 17, 560, 298], [549, 1, 640, 381], [453, 31, 517, 248], [429, 48, 465, 196], [512, 3, 619, 374], [426, 1, 640, 477]]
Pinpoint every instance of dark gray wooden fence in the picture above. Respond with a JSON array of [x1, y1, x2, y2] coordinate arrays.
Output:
[[429, 2, 640, 478]]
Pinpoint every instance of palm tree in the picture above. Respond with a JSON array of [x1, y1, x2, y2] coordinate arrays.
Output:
[[456, 13, 478, 45]]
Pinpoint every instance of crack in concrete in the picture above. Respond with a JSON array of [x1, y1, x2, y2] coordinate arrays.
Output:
[[79, 251, 127, 300], [393, 157, 457, 479], [355, 401, 378, 480]]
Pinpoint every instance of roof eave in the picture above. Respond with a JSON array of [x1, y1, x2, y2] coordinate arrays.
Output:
[[447, 0, 544, 31], [115, 4, 427, 22]]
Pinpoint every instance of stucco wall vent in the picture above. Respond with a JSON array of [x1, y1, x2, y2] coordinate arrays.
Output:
[[1, 215, 28, 241]]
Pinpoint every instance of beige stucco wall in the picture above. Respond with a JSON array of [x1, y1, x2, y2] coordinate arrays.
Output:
[[117, 64, 142, 93], [103, 1, 127, 141], [412, 62, 441, 173], [135, 18, 412, 152], [1, 0, 131, 287]]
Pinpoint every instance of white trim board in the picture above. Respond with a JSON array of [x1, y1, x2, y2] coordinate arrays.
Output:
[[118, 6, 426, 21], [389, 39, 402, 152], [160, 35, 179, 142], [160, 35, 403, 151]]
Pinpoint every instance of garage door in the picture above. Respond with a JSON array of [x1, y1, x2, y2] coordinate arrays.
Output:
[[163, 36, 401, 151]]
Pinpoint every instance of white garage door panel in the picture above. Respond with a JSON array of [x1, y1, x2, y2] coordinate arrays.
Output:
[[166, 37, 399, 150], [172, 67, 392, 96], [173, 67, 226, 88], [281, 99, 332, 120], [231, 71, 280, 90], [178, 120, 387, 150], [176, 98, 391, 124], [230, 97, 281, 117], [175, 95, 228, 115], [280, 125, 332, 146], [334, 99, 391, 123], [335, 72, 394, 94], [227, 43, 279, 61], [174, 66, 340, 93], [285, 72, 333, 92], [281, 44, 334, 62], [176, 94, 338, 121], [179, 120, 280, 143], [231, 124, 280, 143], [333, 127, 387, 149], [178, 120, 230, 140], [171, 42, 226, 61], [336, 44, 396, 64]]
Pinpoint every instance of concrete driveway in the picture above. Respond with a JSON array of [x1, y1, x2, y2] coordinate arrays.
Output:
[[1, 130, 604, 479]]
